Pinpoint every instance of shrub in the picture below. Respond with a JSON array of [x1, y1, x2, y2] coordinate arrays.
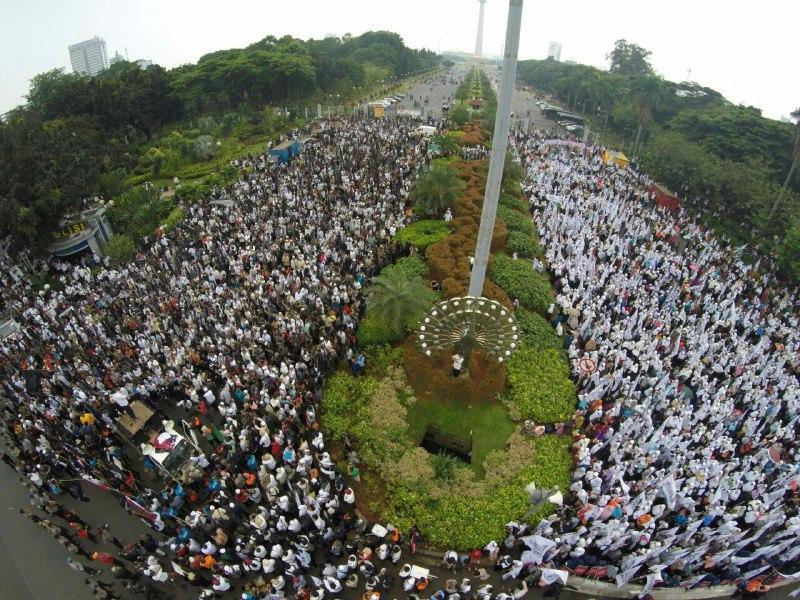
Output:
[[507, 230, 536, 258], [104, 234, 135, 265], [161, 207, 186, 233], [395, 220, 452, 251], [449, 103, 470, 126], [431, 452, 460, 482], [507, 347, 576, 423], [516, 309, 562, 352], [379, 255, 429, 281], [321, 373, 377, 442], [109, 185, 175, 239], [357, 314, 402, 347], [491, 255, 553, 314], [174, 180, 210, 202], [497, 205, 534, 235], [499, 193, 528, 213]]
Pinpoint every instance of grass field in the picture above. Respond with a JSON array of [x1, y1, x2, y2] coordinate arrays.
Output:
[[405, 390, 515, 478]]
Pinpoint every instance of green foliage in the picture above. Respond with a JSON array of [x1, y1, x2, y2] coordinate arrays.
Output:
[[367, 271, 437, 337], [104, 234, 135, 264], [357, 314, 402, 347], [160, 207, 186, 233], [378, 255, 429, 280], [778, 225, 800, 284], [607, 39, 654, 77], [363, 344, 404, 377], [507, 347, 576, 423], [192, 135, 218, 160], [109, 185, 175, 240], [516, 309, 562, 352], [497, 205, 534, 235], [432, 134, 460, 158], [507, 230, 536, 258], [431, 452, 460, 482], [499, 193, 528, 213], [321, 372, 378, 442], [449, 103, 470, 127], [411, 163, 466, 218], [491, 255, 553, 314], [394, 220, 451, 251]]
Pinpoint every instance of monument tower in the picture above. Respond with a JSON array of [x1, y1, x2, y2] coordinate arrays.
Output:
[[475, 0, 487, 57]]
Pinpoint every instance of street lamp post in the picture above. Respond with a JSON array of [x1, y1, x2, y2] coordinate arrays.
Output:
[[417, 0, 525, 368], [468, 0, 524, 298]]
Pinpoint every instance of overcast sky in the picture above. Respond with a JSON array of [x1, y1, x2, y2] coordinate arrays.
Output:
[[1, 0, 798, 120]]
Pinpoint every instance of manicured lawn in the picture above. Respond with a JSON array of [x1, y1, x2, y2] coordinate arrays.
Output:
[[405, 390, 515, 477]]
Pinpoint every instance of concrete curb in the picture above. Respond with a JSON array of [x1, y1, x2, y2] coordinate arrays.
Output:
[[409, 547, 796, 598]]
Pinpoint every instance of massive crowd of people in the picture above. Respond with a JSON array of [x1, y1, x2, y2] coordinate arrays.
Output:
[[1, 70, 799, 599], [512, 130, 800, 592], [0, 114, 438, 598]]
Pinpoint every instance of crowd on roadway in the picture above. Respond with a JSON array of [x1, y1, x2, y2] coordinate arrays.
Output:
[[512, 129, 800, 593], [2, 77, 800, 598], [0, 114, 435, 599]]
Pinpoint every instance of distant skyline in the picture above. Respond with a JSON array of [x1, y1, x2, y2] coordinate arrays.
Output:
[[1, 0, 798, 120]]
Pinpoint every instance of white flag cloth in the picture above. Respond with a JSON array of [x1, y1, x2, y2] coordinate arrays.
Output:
[[519, 535, 556, 565], [540, 569, 569, 586], [614, 565, 641, 588]]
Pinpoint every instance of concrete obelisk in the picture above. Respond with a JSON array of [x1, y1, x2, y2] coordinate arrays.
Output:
[[475, 0, 487, 57]]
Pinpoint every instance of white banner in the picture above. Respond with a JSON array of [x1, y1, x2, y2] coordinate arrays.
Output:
[[540, 569, 569, 586], [520, 535, 556, 564]]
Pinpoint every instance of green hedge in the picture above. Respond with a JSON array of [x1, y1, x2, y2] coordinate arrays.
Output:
[[497, 205, 534, 235], [517, 309, 562, 351], [161, 207, 186, 233], [491, 255, 553, 314], [507, 230, 536, 258], [499, 194, 528, 213], [357, 314, 402, 346], [394, 220, 451, 251], [507, 347, 576, 423], [379, 255, 429, 280]]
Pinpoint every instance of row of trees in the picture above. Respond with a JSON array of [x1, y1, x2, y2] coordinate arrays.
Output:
[[0, 32, 439, 253], [517, 40, 800, 283]]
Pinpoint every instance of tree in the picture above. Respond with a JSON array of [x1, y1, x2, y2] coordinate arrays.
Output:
[[630, 76, 667, 157], [367, 271, 438, 337], [607, 39, 654, 77], [432, 134, 460, 157], [104, 234, 135, 264], [412, 163, 466, 217], [449, 103, 470, 127], [767, 107, 800, 225], [777, 224, 800, 284]]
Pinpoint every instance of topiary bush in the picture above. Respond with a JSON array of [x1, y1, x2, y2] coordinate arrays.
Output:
[[394, 220, 452, 251], [507, 230, 536, 258], [516, 309, 562, 351], [507, 347, 576, 423], [499, 193, 528, 213], [490, 255, 553, 314], [497, 205, 534, 235], [357, 314, 402, 347], [379, 255, 429, 281]]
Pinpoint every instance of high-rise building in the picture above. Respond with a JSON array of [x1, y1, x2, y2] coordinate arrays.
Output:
[[475, 0, 487, 57], [68, 36, 109, 76], [547, 41, 562, 62]]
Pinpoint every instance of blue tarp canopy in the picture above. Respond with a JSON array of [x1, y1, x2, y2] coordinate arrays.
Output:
[[268, 140, 301, 164]]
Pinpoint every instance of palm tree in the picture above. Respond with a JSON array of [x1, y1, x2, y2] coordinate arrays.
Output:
[[412, 163, 466, 217], [767, 107, 800, 226], [367, 271, 438, 338]]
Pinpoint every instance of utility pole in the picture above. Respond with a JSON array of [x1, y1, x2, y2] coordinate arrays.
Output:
[[468, 0, 524, 298]]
